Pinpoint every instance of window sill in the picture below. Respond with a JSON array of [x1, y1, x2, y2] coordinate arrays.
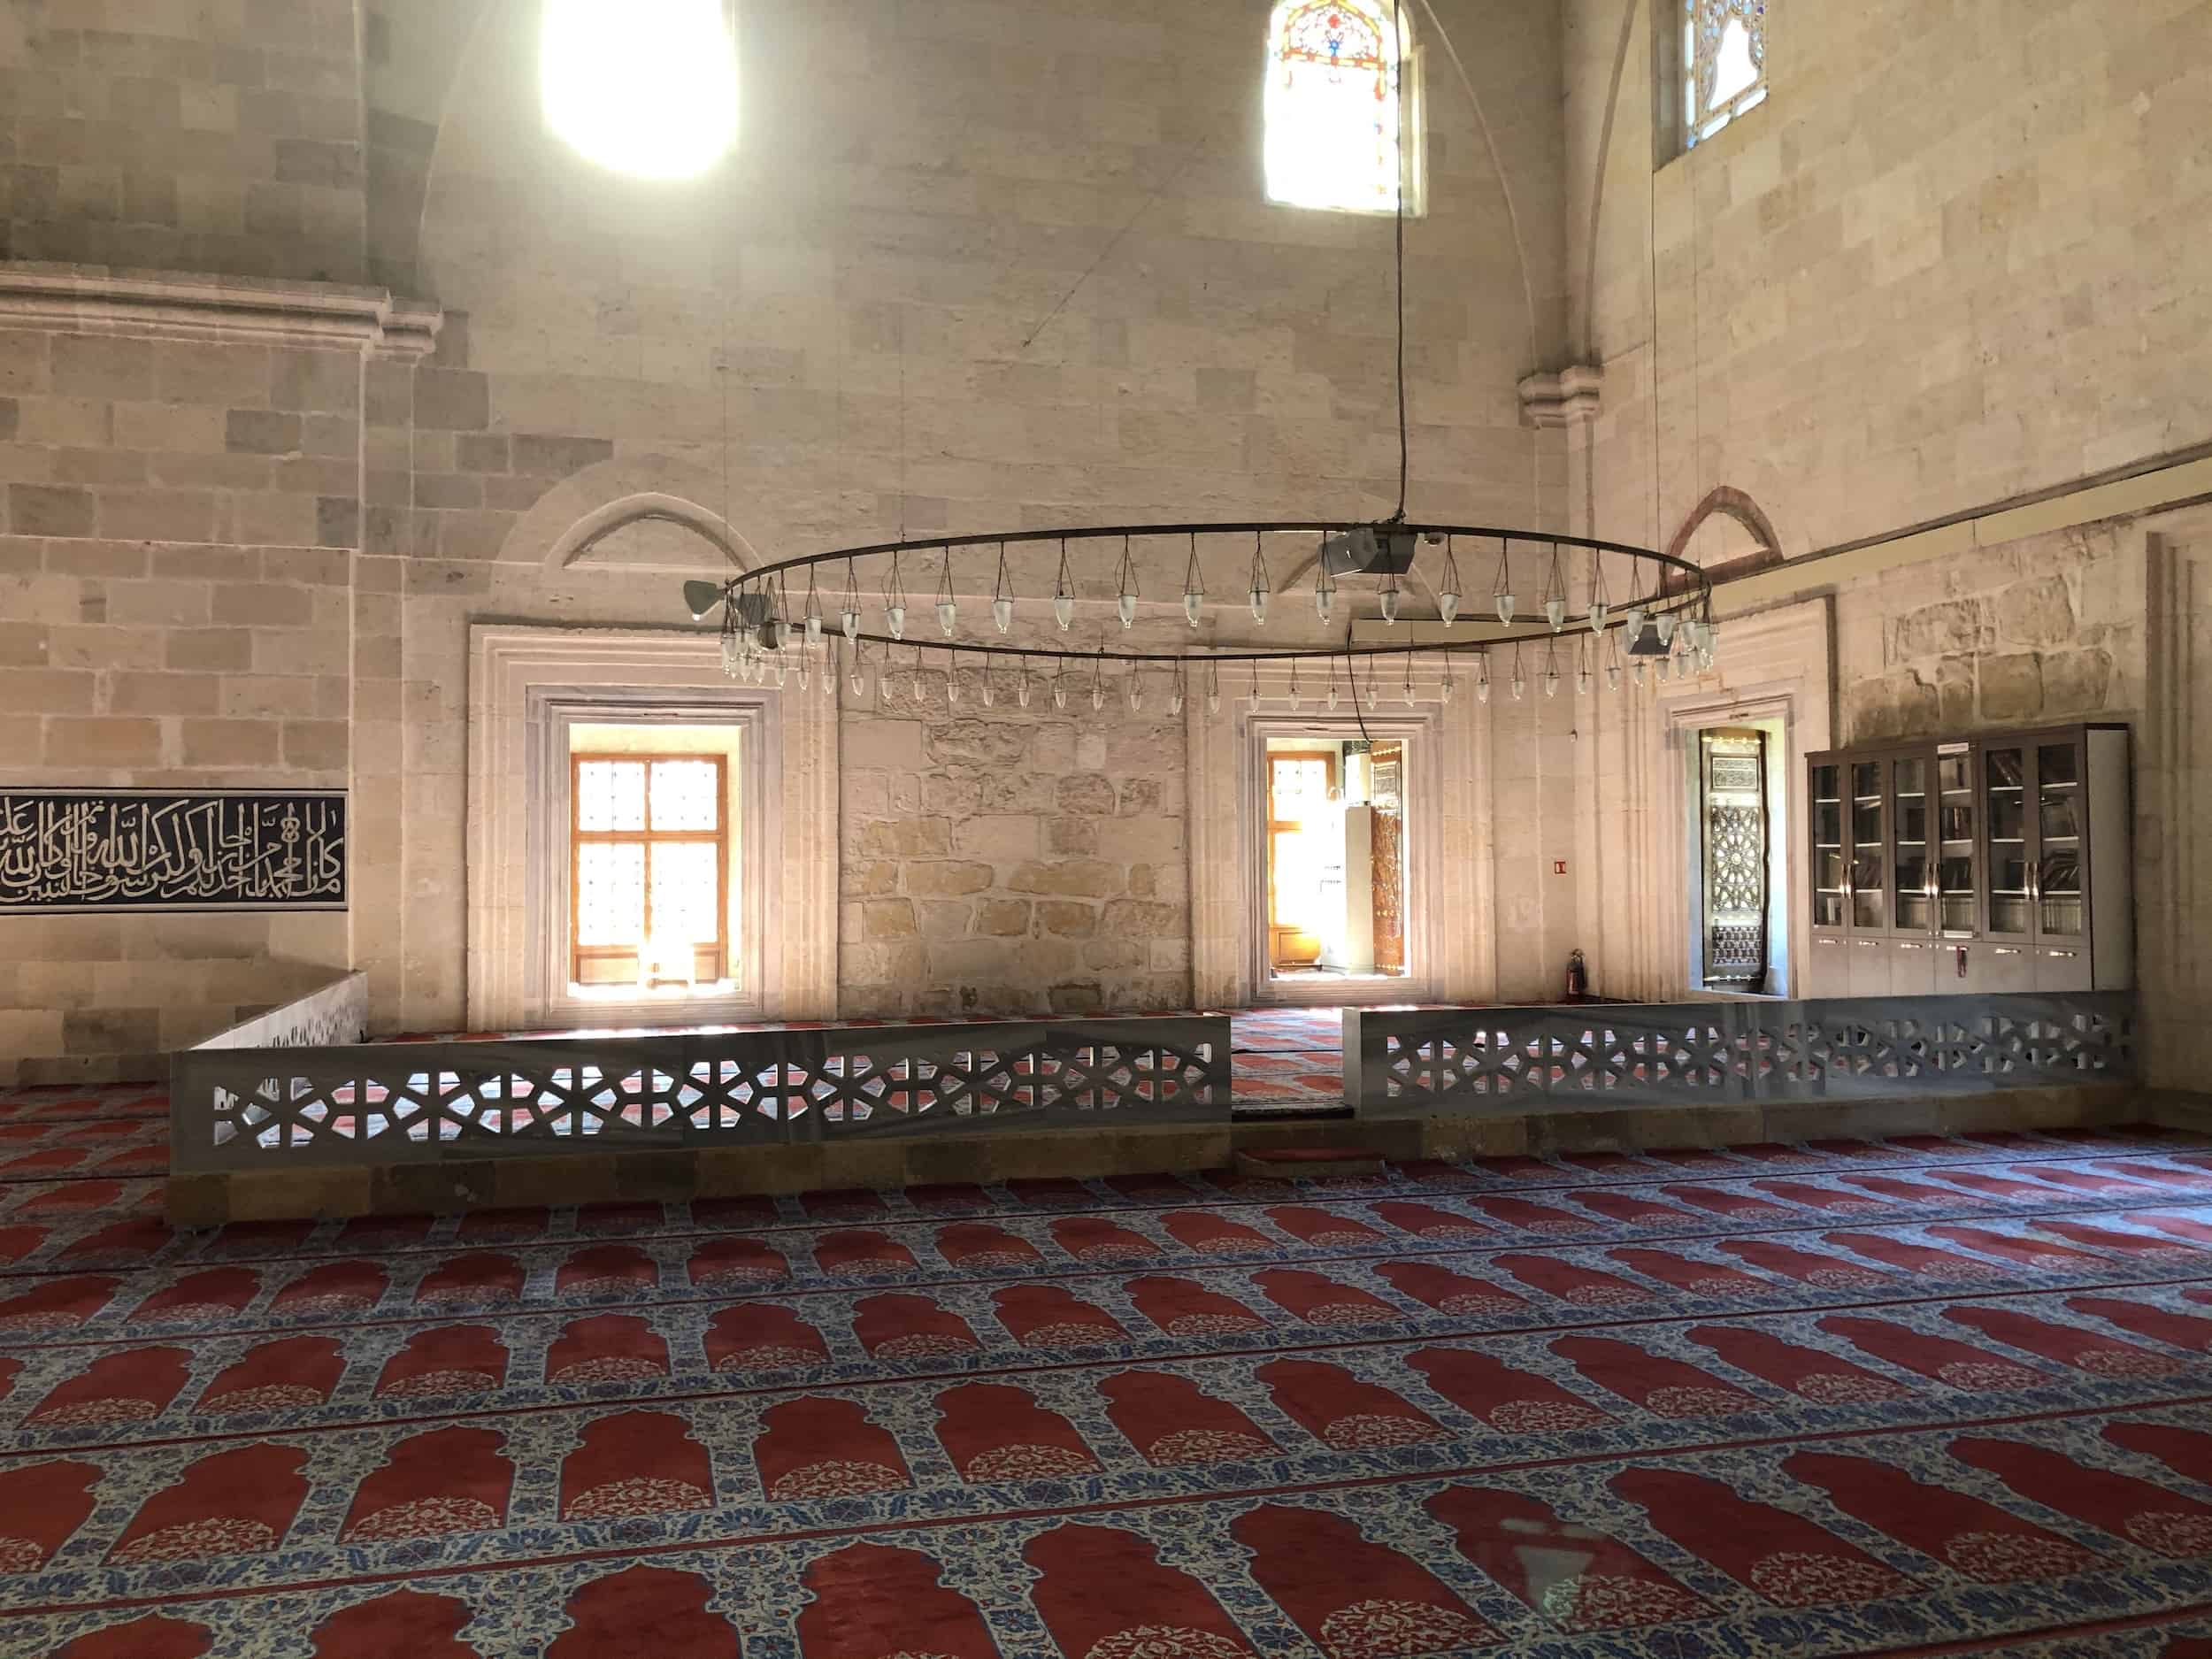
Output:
[[544, 981, 763, 1028], [1661, 97, 1769, 173]]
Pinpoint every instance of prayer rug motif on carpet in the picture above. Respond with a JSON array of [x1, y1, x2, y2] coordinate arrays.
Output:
[[4, 1090, 2212, 1655]]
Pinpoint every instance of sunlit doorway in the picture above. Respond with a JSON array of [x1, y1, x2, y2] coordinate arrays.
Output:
[[1263, 735, 1410, 985]]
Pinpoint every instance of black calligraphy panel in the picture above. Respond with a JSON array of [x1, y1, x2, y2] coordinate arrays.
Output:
[[0, 791, 347, 913]]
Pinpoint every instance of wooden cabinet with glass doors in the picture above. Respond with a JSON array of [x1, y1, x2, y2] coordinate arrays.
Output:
[[1801, 724, 2131, 998]]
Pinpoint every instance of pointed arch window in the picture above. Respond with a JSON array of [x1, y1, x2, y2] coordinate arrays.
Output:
[[1264, 2, 1422, 215], [1684, 0, 1768, 149]]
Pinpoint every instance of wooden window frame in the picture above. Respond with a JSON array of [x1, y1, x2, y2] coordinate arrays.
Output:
[[569, 752, 731, 987], [1265, 747, 1339, 971]]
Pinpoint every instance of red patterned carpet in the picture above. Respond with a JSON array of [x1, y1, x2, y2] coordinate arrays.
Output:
[[5, 1081, 2212, 1655]]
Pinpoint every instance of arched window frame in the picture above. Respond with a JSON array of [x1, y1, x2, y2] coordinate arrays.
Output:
[[1671, 0, 1769, 156], [1263, 0, 1426, 217]]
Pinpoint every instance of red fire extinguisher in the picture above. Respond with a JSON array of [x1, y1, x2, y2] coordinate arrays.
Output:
[[1564, 949, 1589, 1002]]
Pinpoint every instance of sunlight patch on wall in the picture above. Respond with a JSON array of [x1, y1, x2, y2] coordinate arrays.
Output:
[[541, 0, 738, 179]]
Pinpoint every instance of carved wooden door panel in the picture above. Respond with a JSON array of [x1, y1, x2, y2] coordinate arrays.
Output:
[[1700, 729, 1768, 991], [1371, 752, 1405, 975]]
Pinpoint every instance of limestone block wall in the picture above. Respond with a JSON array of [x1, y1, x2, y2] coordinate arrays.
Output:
[[1835, 522, 2147, 746], [358, 0, 1575, 1036], [1570, 0, 2212, 570], [0, 310, 370, 1083], [840, 686, 1188, 1020], [0, 0, 369, 283]]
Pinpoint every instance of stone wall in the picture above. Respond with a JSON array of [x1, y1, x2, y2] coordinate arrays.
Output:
[[1571, 0, 2212, 565], [0, 0, 368, 282], [0, 313, 366, 1084], [363, 0, 1571, 1036], [841, 684, 1188, 1019], [1835, 521, 2147, 745]]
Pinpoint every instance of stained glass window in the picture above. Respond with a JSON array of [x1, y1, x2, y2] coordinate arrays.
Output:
[[1264, 1, 1416, 215], [571, 755, 728, 988], [1684, 0, 1767, 149]]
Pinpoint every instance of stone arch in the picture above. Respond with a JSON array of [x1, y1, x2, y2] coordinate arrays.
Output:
[[499, 455, 762, 572], [1666, 487, 1785, 582]]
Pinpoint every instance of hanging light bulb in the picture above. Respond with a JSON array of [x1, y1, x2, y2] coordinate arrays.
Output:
[[823, 653, 837, 697], [849, 649, 865, 699], [1439, 589, 1460, 626], [1327, 674, 1340, 711], [1091, 675, 1105, 711], [1380, 587, 1401, 625], [1116, 535, 1138, 629], [1053, 539, 1075, 630], [1363, 674, 1378, 711], [1543, 660, 1561, 698], [1248, 532, 1271, 624], [1052, 673, 1067, 710], [805, 614, 822, 648], [886, 602, 906, 640], [877, 658, 893, 701], [1605, 656, 1621, 692], [981, 672, 995, 707], [1438, 535, 1463, 626], [1171, 674, 1186, 715], [1511, 659, 1526, 701], [991, 544, 1014, 634], [1632, 657, 1648, 688], [1441, 657, 1455, 703], [1475, 658, 1490, 703], [1542, 543, 1569, 632], [1182, 534, 1203, 627], [1018, 667, 1032, 708], [1315, 568, 1335, 622], [1128, 677, 1142, 711], [1250, 584, 1271, 624], [1587, 552, 1611, 633], [1402, 655, 1417, 707], [1208, 663, 1222, 715], [1183, 592, 1202, 626], [1493, 539, 1517, 624], [1495, 591, 1516, 625], [795, 657, 810, 689], [1655, 612, 1678, 646], [1621, 602, 1647, 644], [934, 549, 958, 636], [1118, 592, 1137, 628], [719, 632, 739, 678], [1576, 658, 1591, 697], [947, 669, 961, 706], [841, 557, 863, 641]]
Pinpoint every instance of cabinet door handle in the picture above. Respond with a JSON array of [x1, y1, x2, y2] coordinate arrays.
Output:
[[2044, 949, 2079, 960], [1898, 941, 1924, 950], [1855, 941, 1880, 949], [1993, 947, 2024, 957], [1814, 938, 1841, 948]]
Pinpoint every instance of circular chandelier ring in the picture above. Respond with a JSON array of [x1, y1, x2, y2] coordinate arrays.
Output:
[[724, 520, 1705, 586], [692, 519, 1717, 669]]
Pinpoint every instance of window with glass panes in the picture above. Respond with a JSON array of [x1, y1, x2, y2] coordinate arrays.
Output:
[[571, 755, 728, 987], [1683, 0, 1767, 150]]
